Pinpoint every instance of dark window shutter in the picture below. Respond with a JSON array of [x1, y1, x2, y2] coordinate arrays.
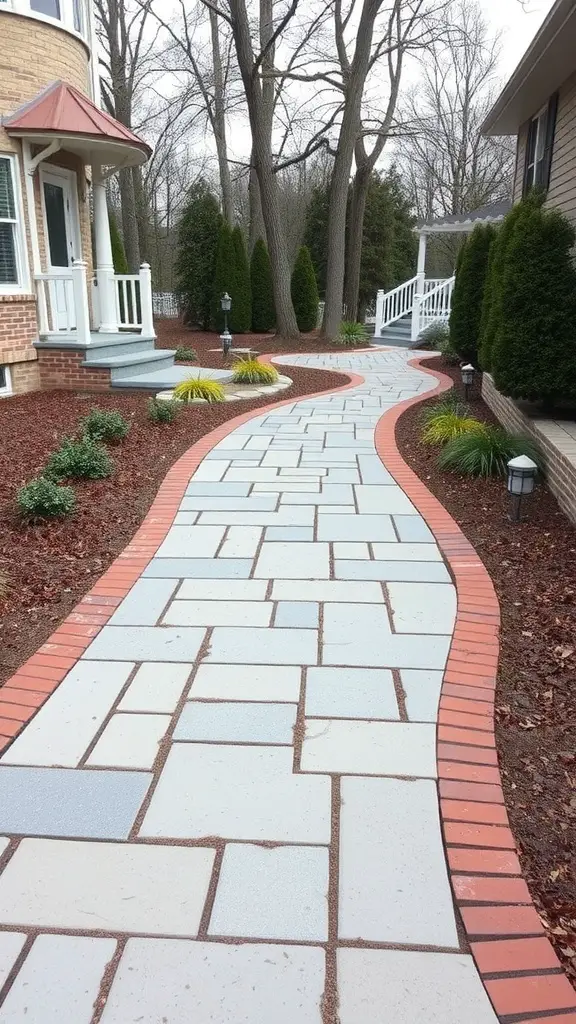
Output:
[[523, 118, 537, 196], [540, 91, 559, 189]]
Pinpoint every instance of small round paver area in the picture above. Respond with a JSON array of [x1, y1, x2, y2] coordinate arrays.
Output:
[[0, 348, 571, 1023]]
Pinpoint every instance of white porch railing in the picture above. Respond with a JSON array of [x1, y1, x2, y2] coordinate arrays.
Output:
[[415, 276, 455, 337], [35, 260, 91, 344], [375, 275, 417, 333]]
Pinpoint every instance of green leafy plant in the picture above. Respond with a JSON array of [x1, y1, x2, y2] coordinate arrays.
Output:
[[291, 245, 319, 332], [449, 222, 497, 363], [173, 377, 226, 403], [231, 358, 279, 385], [46, 436, 113, 480], [438, 427, 541, 477], [174, 347, 198, 363], [17, 476, 76, 520], [333, 321, 368, 347], [148, 398, 182, 423], [419, 321, 450, 349], [81, 408, 130, 443], [422, 413, 486, 446]]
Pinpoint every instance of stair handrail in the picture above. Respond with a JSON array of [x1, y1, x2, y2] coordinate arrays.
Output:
[[375, 275, 418, 334], [415, 276, 455, 337]]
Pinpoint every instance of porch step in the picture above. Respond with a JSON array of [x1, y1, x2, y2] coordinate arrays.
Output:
[[374, 316, 414, 348], [83, 349, 177, 382], [111, 365, 233, 391]]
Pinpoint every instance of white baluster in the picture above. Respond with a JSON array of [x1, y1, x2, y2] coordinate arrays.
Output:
[[71, 260, 92, 345]]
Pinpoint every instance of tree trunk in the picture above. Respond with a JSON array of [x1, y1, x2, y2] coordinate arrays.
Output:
[[210, 7, 234, 224], [344, 166, 370, 322], [228, 0, 299, 340], [248, 161, 266, 250], [322, 0, 383, 340], [119, 166, 140, 271]]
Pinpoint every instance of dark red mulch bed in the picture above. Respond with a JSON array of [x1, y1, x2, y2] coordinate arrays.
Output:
[[0, 361, 348, 689], [396, 356, 576, 984], [154, 317, 349, 368]]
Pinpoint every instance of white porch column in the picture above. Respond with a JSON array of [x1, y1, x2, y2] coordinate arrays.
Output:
[[411, 231, 427, 342], [92, 164, 118, 334], [139, 263, 155, 337]]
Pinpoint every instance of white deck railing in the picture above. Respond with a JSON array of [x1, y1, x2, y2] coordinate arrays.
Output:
[[416, 276, 455, 334], [375, 276, 417, 334], [114, 264, 154, 334], [35, 260, 91, 344]]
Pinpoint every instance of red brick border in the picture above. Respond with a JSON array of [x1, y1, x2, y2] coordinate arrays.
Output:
[[375, 356, 576, 1022], [0, 362, 363, 752]]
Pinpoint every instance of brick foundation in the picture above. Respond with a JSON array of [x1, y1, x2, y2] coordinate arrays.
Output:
[[36, 348, 111, 391], [482, 373, 576, 526]]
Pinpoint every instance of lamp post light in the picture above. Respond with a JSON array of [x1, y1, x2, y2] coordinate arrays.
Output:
[[220, 293, 232, 360], [461, 363, 475, 401], [507, 455, 538, 521]]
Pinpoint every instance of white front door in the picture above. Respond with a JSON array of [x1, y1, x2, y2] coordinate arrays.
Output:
[[41, 168, 80, 331]]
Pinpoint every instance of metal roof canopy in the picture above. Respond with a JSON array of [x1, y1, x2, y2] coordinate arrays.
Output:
[[3, 81, 152, 168], [415, 201, 512, 235]]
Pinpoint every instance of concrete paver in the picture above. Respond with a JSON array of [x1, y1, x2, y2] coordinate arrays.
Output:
[[0, 349, 507, 1023]]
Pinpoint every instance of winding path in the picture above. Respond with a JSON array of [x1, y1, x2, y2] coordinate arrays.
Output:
[[0, 349, 572, 1022]]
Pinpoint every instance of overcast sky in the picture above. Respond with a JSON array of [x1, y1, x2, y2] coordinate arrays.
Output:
[[479, 0, 554, 76]]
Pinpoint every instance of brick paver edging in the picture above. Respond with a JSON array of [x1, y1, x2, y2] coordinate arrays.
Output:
[[0, 362, 364, 752], [375, 356, 576, 1024]]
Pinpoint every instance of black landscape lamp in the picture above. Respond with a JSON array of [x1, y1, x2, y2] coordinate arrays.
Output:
[[461, 363, 475, 401], [507, 455, 538, 521], [220, 292, 232, 358]]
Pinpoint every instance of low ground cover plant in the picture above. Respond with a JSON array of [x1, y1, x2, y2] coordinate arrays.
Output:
[[419, 322, 449, 348], [81, 408, 130, 443], [17, 477, 76, 520], [231, 358, 278, 385], [46, 436, 114, 480], [148, 397, 182, 423], [174, 347, 198, 363], [334, 321, 368, 347], [422, 411, 486, 446], [173, 377, 226, 403], [438, 426, 541, 477]]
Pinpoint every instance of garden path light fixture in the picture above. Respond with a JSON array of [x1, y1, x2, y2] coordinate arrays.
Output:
[[461, 363, 475, 401], [221, 293, 232, 359], [507, 454, 538, 521]]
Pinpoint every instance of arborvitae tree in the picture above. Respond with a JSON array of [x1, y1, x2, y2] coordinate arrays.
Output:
[[175, 182, 222, 330], [109, 211, 128, 274], [211, 222, 237, 333], [231, 226, 252, 333], [291, 246, 319, 332], [478, 191, 545, 372], [448, 223, 496, 363], [250, 239, 275, 332], [304, 184, 330, 297], [491, 203, 576, 406]]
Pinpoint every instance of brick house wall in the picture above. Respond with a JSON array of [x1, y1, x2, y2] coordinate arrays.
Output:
[[0, 9, 92, 397]]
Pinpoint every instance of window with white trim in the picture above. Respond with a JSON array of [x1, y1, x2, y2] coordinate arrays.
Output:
[[0, 365, 13, 398], [523, 92, 559, 196], [0, 155, 26, 293], [0, 0, 88, 38]]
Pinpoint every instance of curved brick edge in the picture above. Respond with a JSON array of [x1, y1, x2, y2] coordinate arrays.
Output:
[[0, 362, 364, 754], [375, 355, 576, 1024]]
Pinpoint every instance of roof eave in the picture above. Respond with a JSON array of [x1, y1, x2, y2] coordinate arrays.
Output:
[[5, 128, 152, 166]]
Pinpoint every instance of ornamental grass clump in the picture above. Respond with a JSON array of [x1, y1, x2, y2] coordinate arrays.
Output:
[[422, 412, 486, 446], [231, 359, 278, 385], [81, 407, 130, 444], [173, 377, 226, 403], [438, 427, 541, 478], [148, 397, 182, 423], [334, 321, 369, 347], [420, 394, 469, 426], [46, 436, 114, 480], [17, 476, 76, 520]]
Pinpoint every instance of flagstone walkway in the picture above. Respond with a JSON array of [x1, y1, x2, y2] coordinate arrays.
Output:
[[0, 350, 507, 1021]]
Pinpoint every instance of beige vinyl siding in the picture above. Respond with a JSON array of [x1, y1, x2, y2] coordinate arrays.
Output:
[[546, 69, 576, 226]]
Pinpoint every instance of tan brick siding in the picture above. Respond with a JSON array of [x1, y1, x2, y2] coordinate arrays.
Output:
[[36, 349, 111, 391], [10, 359, 41, 395], [0, 297, 38, 361], [482, 373, 576, 526]]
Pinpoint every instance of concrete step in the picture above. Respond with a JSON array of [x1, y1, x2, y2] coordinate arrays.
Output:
[[82, 335, 156, 360], [111, 365, 233, 392], [83, 349, 177, 382]]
